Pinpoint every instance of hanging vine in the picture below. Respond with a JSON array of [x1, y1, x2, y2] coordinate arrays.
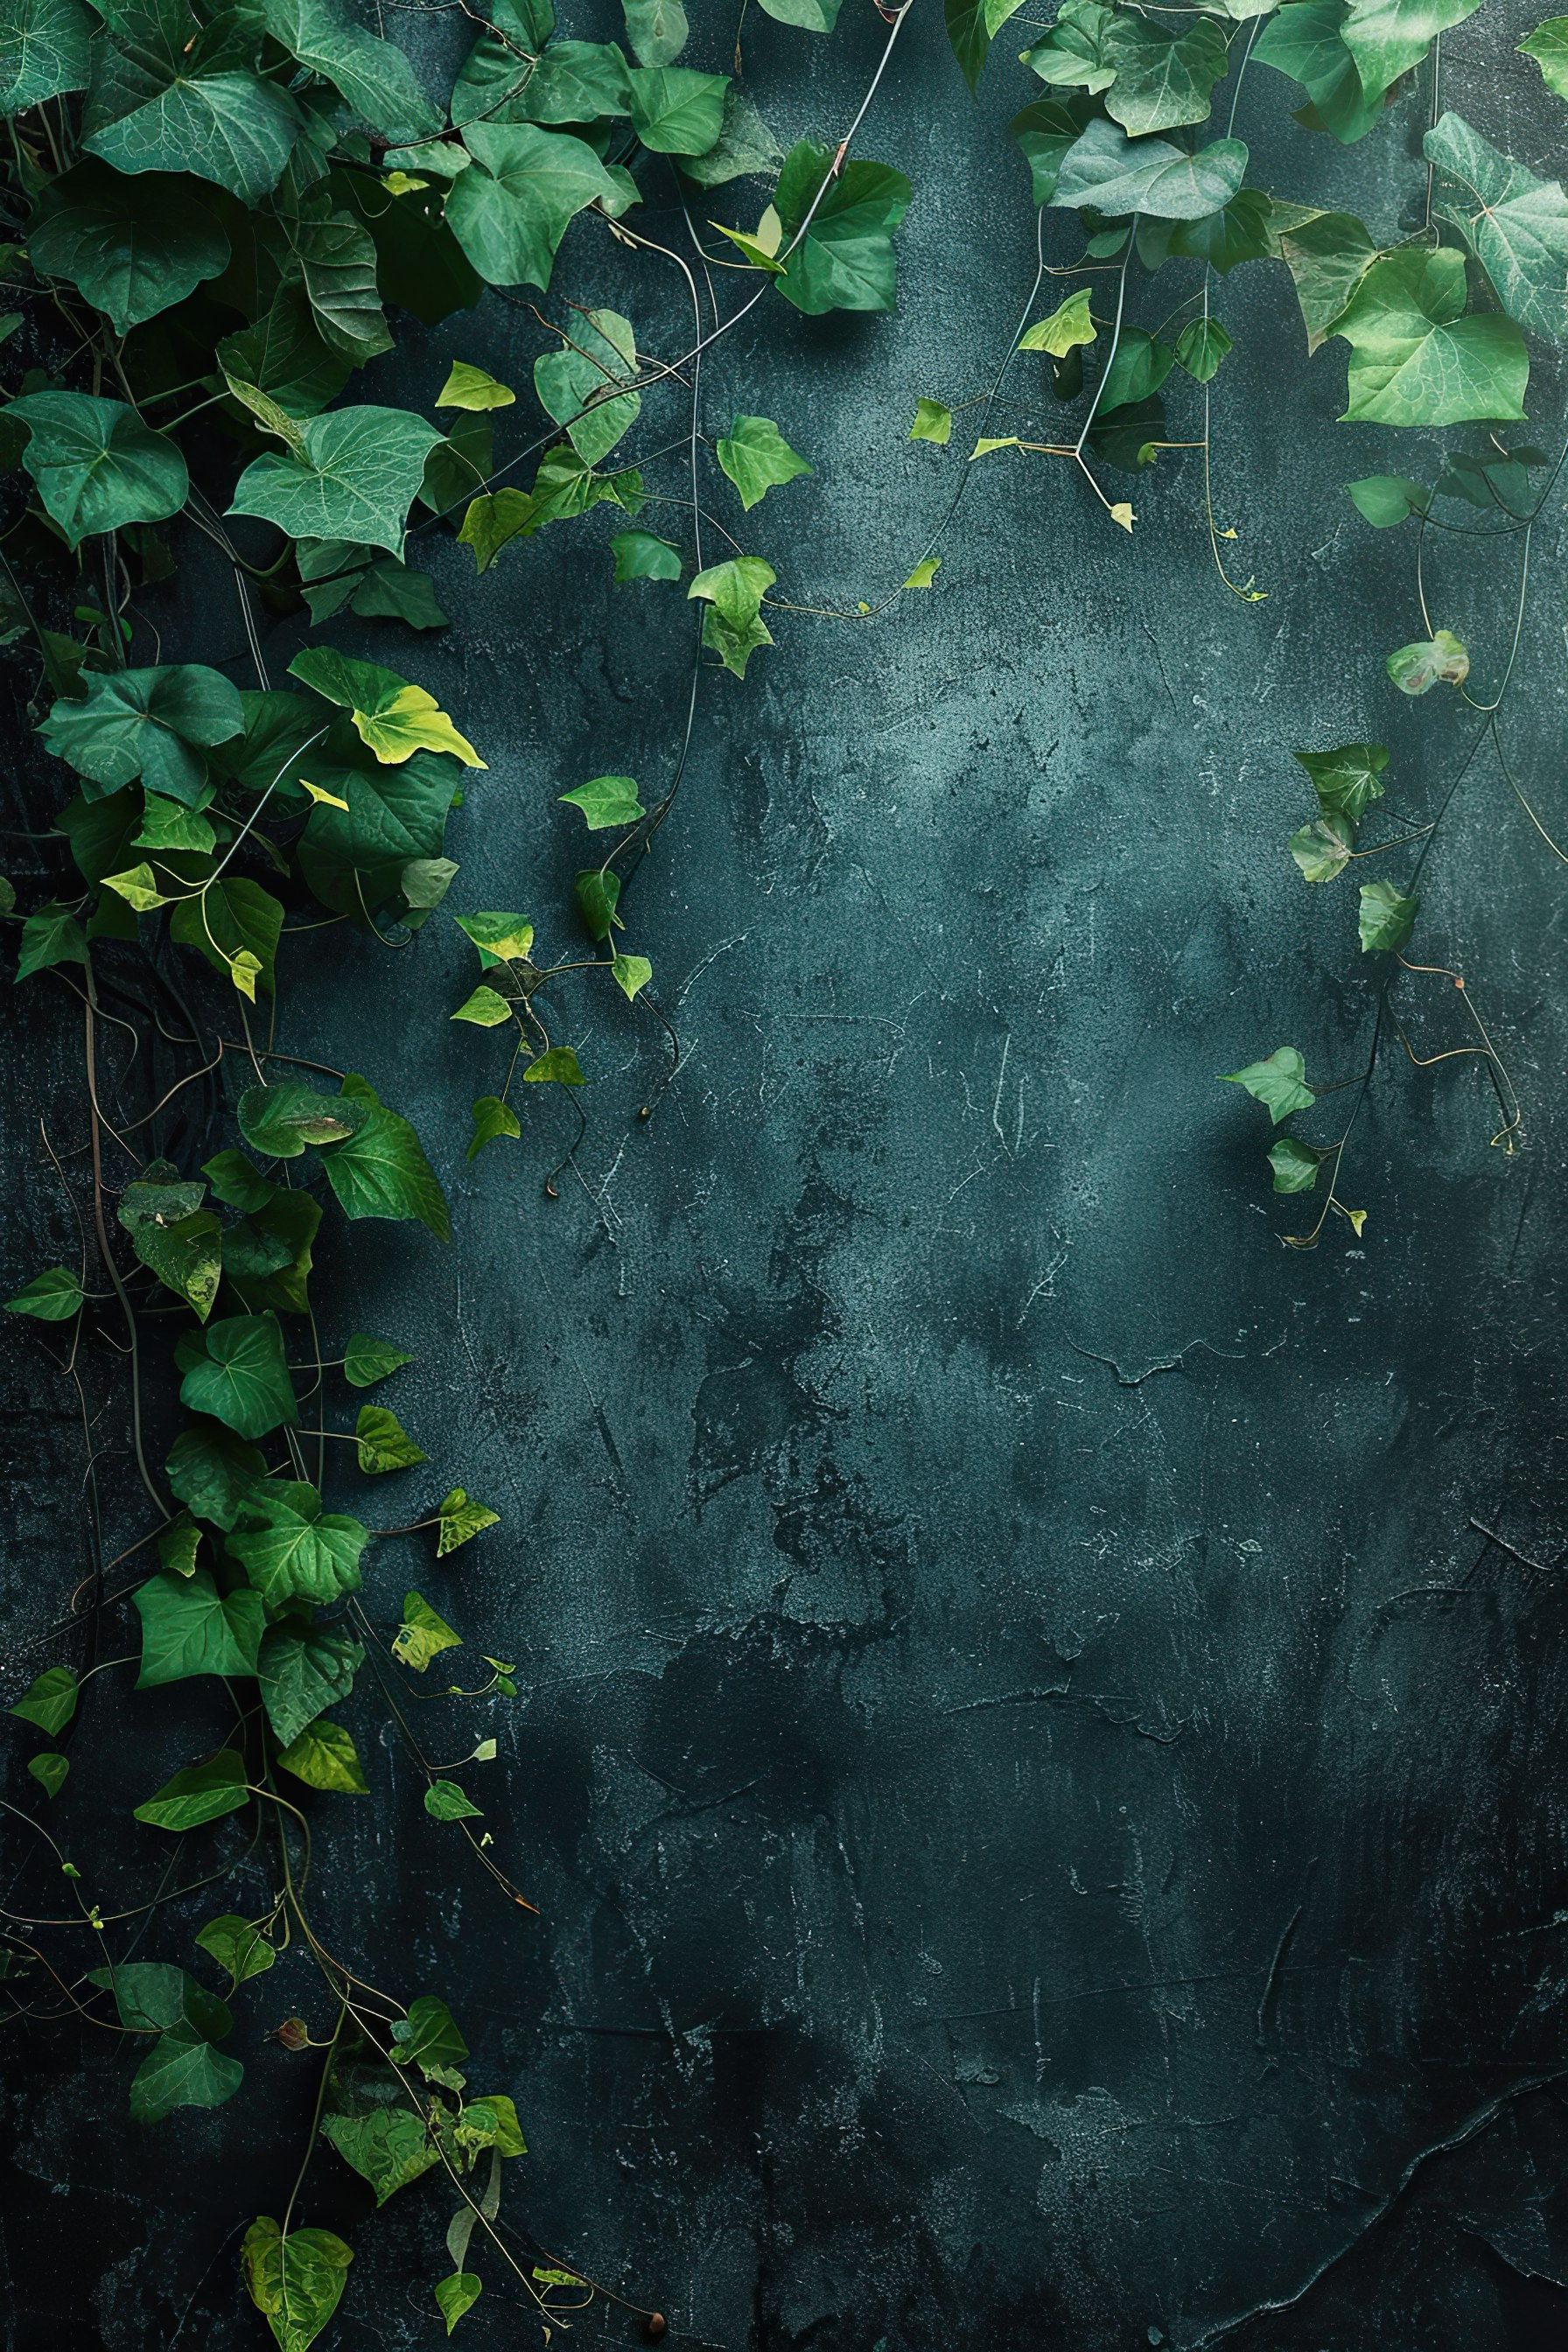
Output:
[[0, 0, 1563, 2342]]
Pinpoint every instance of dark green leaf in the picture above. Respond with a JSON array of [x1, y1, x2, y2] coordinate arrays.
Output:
[[320, 1077, 452, 1240], [1336, 247, 1527, 425], [1358, 877, 1418, 951], [533, 305, 640, 466], [40, 665, 242, 804], [1293, 741, 1388, 819], [239, 1082, 368, 1158], [264, 0, 439, 142], [229, 1480, 370, 1605], [178, 1312, 298, 1438], [626, 63, 724, 154], [574, 867, 621, 940], [30, 163, 229, 332], [277, 1716, 368, 1791], [523, 1044, 585, 1084], [771, 139, 911, 313], [392, 1992, 469, 2074], [1254, 0, 1382, 143], [0, 0, 93, 115], [228, 406, 443, 555], [1425, 111, 1568, 341], [446, 122, 619, 290], [1270, 1137, 1327, 1193], [4, 1265, 83, 1320], [169, 877, 285, 998], [1220, 1046, 1316, 1121], [425, 1779, 482, 1818], [10, 1664, 79, 1733], [343, 1332, 414, 1387], [257, 1620, 363, 1744], [86, 10, 300, 204], [610, 528, 681, 582], [134, 1570, 265, 1684], [28, 1751, 69, 1798], [8, 392, 188, 547], [135, 1748, 250, 1830], [1009, 94, 1096, 206], [165, 1422, 267, 1530], [1053, 121, 1249, 219], [323, 2095, 441, 2203], [467, 1095, 521, 1156]]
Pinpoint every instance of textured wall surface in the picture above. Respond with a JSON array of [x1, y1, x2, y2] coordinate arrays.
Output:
[[5, 6, 1568, 2348]]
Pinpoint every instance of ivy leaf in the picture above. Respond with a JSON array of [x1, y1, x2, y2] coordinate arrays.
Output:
[[1290, 814, 1355, 880], [30, 163, 230, 333], [575, 867, 622, 938], [288, 648, 485, 767], [297, 753, 460, 920], [1254, 0, 1382, 144], [559, 774, 645, 829], [1099, 326, 1176, 410], [435, 2275, 483, 2334], [322, 2088, 442, 2204], [1335, 246, 1527, 425], [10, 1665, 79, 1734], [277, 1717, 369, 1793], [446, 122, 620, 290], [169, 878, 284, 998], [128, 2023, 244, 2124], [1220, 1046, 1316, 1121], [1022, 0, 1116, 91], [40, 665, 242, 805], [689, 555, 774, 630], [392, 1591, 462, 1670], [28, 1752, 68, 1798], [156, 1513, 201, 1577], [623, 0, 687, 64], [1176, 317, 1231, 382], [455, 910, 534, 964], [1358, 877, 1418, 951], [1053, 122, 1249, 219], [344, 1333, 414, 1388], [468, 1096, 522, 1156], [135, 1749, 250, 1830], [626, 64, 725, 154], [134, 1570, 265, 1684], [178, 1312, 298, 1439], [425, 1781, 483, 1820], [0, 0, 92, 114], [89, 1964, 242, 2121], [1347, 473, 1427, 524], [229, 407, 443, 556], [1424, 112, 1568, 342], [1294, 741, 1388, 819], [771, 140, 912, 313], [84, 5, 298, 200], [533, 305, 640, 466], [438, 360, 514, 410], [355, 1404, 427, 1474], [17, 900, 89, 984], [715, 414, 812, 510], [391, 1992, 469, 2077], [165, 1422, 266, 1530], [241, 2216, 354, 2352], [678, 85, 782, 186], [909, 397, 953, 443], [263, 0, 440, 142], [612, 952, 652, 999], [122, 1200, 222, 1320], [196, 1914, 276, 1984], [436, 1488, 500, 1554], [8, 392, 188, 546], [229, 1481, 370, 1605], [611, 528, 681, 582], [452, 984, 514, 1026], [1009, 94, 1097, 205], [1019, 290, 1096, 355], [1521, 14, 1568, 96], [257, 1621, 363, 1744], [218, 281, 353, 418], [239, 1081, 368, 1158], [903, 557, 940, 588], [278, 193, 392, 368], [1102, 14, 1228, 134], [320, 1076, 452, 1241], [4, 1265, 83, 1321], [945, 0, 1028, 91], [1386, 628, 1468, 692], [702, 605, 773, 678], [1275, 208, 1380, 352], [524, 1045, 586, 1085], [1270, 1137, 1328, 1194], [1339, 0, 1483, 106]]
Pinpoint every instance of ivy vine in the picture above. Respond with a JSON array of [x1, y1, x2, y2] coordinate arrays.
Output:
[[0, 0, 1563, 2340]]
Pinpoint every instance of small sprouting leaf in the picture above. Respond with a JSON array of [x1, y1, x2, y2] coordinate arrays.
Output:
[[239, 1082, 370, 1160], [435, 2275, 483, 2333], [4, 1266, 84, 1322], [425, 1781, 483, 1820], [455, 911, 534, 966], [436, 1488, 500, 1555], [289, 648, 486, 767], [716, 414, 812, 510], [134, 1571, 264, 1685], [438, 360, 515, 410], [276, 1718, 369, 1794], [611, 528, 682, 583], [355, 1404, 428, 1475], [524, 1046, 586, 1086], [299, 778, 350, 810], [102, 863, 168, 913], [196, 1914, 276, 1984], [909, 398, 953, 444], [28, 1752, 68, 1798], [178, 1313, 298, 1439], [392, 1591, 462, 1671], [559, 775, 645, 830], [1358, 878, 1419, 954], [452, 984, 514, 1027], [1348, 475, 1428, 527], [468, 1096, 522, 1158], [1386, 629, 1469, 695], [902, 557, 941, 589], [134, 1749, 250, 1831], [1019, 290, 1096, 355], [343, 1333, 415, 1389], [1220, 1046, 1315, 1123], [1293, 742, 1388, 822], [575, 868, 622, 940], [612, 953, 652, 1000], [241, 2216, 354, 2352], [1290, 815, 1354, 882], [10, 1665, 79, 1735]]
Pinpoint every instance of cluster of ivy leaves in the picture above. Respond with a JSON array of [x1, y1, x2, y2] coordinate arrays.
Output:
[[0, 0, 915, 2340]]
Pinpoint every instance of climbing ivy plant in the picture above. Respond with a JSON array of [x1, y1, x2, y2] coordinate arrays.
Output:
[[0, 0, 1562, 2341]]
